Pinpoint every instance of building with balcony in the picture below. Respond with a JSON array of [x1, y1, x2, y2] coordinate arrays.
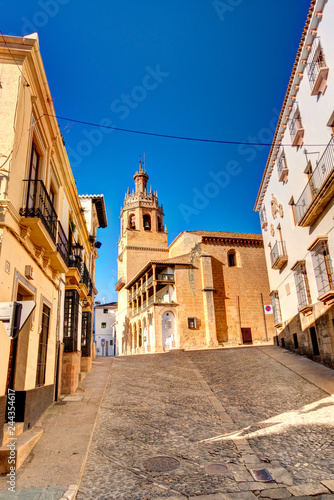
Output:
[[254, 0, 334, 368], [0, 32, 107, 459], [116, 161, 274, 355]]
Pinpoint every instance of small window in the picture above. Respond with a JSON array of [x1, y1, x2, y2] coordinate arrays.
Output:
[[101, 322, 106, 328], [228, 251, 236, 267], [103, 308, 108, 314], [110, 339, 113, 346], [188, 317, 197, 329]]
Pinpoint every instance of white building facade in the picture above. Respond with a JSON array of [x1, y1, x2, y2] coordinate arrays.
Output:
[[94, 302, 117, 356], [255, 0, 334, 368]]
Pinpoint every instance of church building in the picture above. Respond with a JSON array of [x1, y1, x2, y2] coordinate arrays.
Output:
[[116, 160, 274, 355]]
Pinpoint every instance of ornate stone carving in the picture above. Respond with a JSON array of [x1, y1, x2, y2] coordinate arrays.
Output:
[[278, 204, 284, 218], [20, 225, 31, 241], [270, 224, 275, 237], [271, 194, 279, 219]]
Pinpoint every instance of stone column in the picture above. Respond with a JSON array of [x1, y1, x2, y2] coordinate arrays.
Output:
[[200, 253, 218, 346]]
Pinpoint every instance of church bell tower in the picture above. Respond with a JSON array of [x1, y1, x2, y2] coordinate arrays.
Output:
[[116, 157, 169, 345]]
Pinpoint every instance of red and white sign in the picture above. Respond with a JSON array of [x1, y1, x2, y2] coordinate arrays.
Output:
[[264, 305, 273, 315]]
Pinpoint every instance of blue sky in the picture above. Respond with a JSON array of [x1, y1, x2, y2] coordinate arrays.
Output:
[[2, 0, 311, 302]]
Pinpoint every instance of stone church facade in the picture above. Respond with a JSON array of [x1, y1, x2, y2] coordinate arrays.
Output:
[[116, 162, 274, 355]]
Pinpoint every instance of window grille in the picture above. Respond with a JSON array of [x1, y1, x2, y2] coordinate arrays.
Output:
[[293, 261, 311, 309], [311, 239, 334, 296], [81, 311, 92, 357], [63, 289, 79, 352], [307, 37, 326, 88], [288, 103, 302, 142], [270, 291, 282, 326], [36, 304, 50, 387]]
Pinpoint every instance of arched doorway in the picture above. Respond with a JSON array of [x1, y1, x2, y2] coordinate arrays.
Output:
[[162, 311, 176, 350]]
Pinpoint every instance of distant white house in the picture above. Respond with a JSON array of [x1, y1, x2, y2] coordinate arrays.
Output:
[[94, 302, 117, 356]]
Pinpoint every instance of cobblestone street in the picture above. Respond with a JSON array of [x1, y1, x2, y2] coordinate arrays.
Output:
[[77, 348, 334, 499]]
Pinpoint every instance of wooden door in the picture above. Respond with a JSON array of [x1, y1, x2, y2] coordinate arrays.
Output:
[[241, 328, 252, 344]]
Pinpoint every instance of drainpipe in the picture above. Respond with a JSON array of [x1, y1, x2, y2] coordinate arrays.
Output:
[[237, 295, 243, 344]]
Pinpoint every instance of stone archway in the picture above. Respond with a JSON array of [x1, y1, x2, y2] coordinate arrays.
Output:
[[162, 311, 176, 350]]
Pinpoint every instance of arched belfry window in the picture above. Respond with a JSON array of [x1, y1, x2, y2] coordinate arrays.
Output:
[[157, 216, 163, 232], [228, 250, 237, 267], [129, 214, 136, 230], [143, 214, 151, 231]]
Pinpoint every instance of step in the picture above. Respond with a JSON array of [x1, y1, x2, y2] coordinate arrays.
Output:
[[0, 428, 43, 474], [2, 422, 25, 446]]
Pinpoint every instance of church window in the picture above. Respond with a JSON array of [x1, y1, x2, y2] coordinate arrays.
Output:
[[129, 214, 136, 229], [228, 250, 236, 267], [143, 214, 151, 231], [157, 216, 163, 232]]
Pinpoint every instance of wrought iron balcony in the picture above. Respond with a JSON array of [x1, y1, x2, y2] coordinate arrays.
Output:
[[20, 179, 58, 244], [295, 136, 334, 226], [56, 221, 68, 266], [270, 241, 288, 270], [157, 273, 175, 282], [80, 262, 90, 289]]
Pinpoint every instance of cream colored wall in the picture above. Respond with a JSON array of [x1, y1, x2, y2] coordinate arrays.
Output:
[[0, 230, 57, 390], [0, 322, 11, 396]]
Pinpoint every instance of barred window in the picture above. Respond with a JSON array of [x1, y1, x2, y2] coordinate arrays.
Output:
[[270, 291, 282, 326], [293, 261, 311, 309], [36, 304, 50, 387], [311, 239, 334, 296], [63, 289, 79, 352]]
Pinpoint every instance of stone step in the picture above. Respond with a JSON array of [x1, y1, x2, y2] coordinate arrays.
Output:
[[0, 427, 43, 474], [2, 422, 25, 446]]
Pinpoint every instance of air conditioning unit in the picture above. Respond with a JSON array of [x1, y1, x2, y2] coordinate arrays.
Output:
[[25, 265, 34, 280]]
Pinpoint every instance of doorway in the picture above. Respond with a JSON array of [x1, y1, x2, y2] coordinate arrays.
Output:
[[162, 311, 176, 350], [241, 328, 252, 344], [309, 326, 320, 356]]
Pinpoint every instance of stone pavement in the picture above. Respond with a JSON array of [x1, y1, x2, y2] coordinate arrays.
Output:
[[0, 357, 114, 500], [76, 347, 334, 499]]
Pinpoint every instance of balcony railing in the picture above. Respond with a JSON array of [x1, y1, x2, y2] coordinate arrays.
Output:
[[147, 276, 153, 285], [80, 262, 89, 289], [157, 273, 175, 281], [295, 136, 334, 226], [20, 179, 58, 243], [56, 221, 68, 265], [270, 241, 288, 270], [156, 295, 174, 303]]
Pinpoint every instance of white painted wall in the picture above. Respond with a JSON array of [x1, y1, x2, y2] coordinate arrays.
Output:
[[94, 305, 117, 356], [258, 0, 334, 324]]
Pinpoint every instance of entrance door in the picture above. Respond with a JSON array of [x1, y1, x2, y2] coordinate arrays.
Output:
[[162, 311, 176, 350], [310, 326, 320, 356], [241, 328, 252, 344]]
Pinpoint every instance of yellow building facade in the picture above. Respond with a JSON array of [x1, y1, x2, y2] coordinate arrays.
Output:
[[0, 33, 107, 457]]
